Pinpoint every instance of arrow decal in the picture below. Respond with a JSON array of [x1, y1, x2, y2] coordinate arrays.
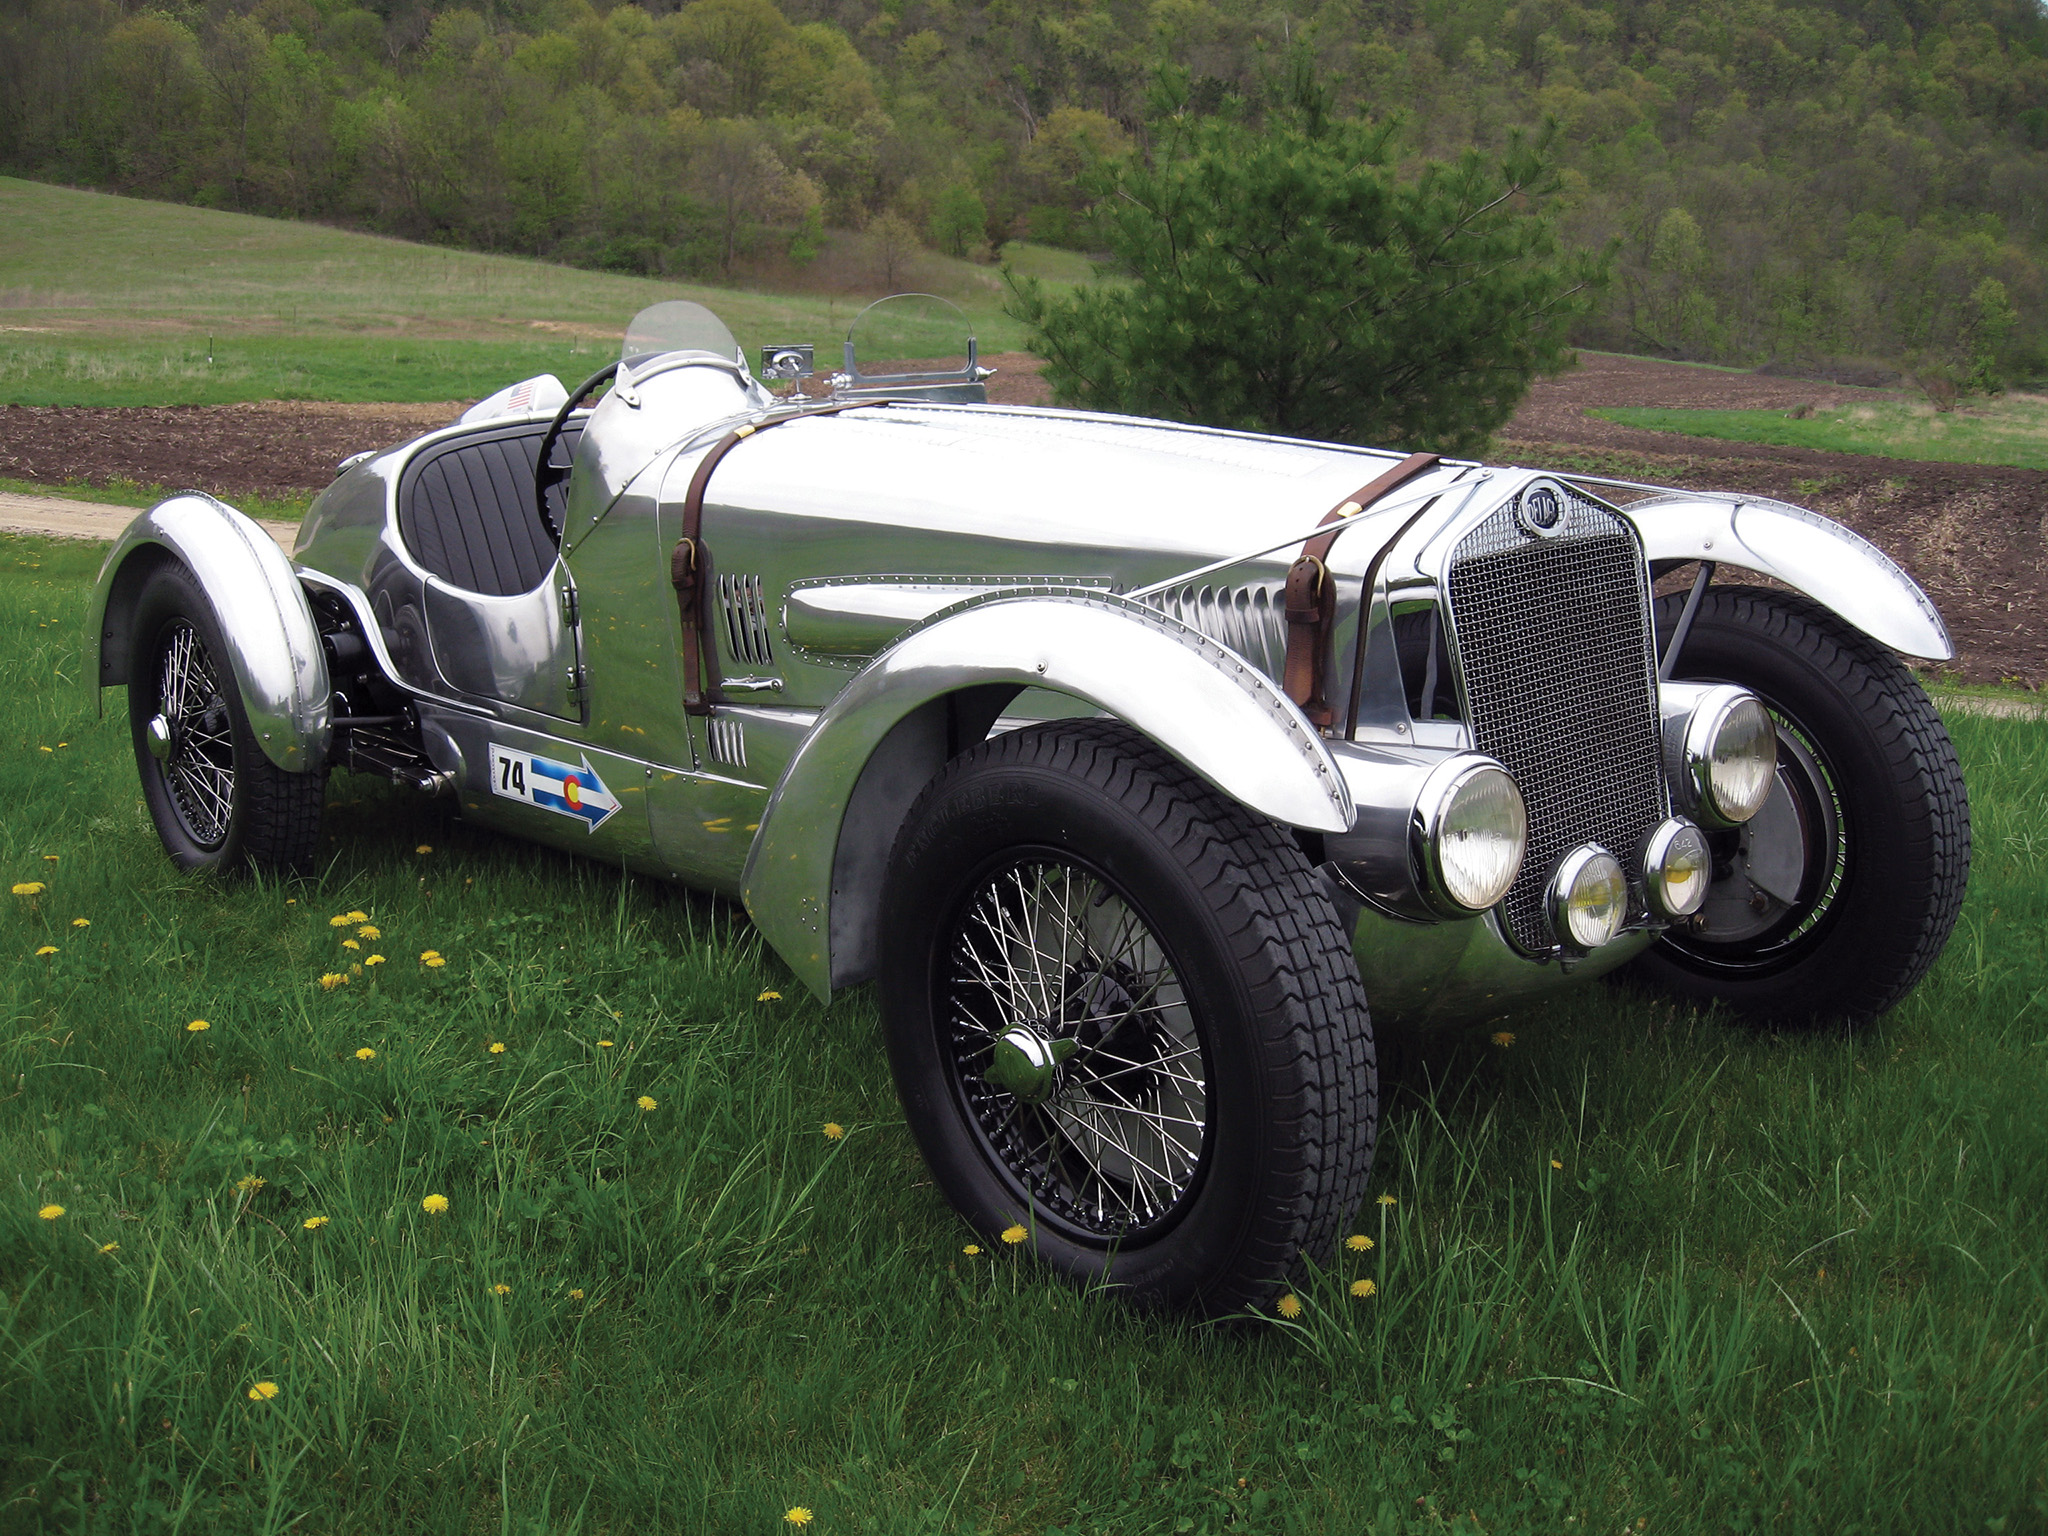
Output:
[[488, 742, 621, 833]]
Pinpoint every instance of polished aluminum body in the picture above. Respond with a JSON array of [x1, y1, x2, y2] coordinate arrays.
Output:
[[89, 308, 1955, 1029]]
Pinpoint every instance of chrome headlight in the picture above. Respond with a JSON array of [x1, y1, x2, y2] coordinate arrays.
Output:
[[1548, 844, 1627, 952], [1665, 684, 1778, 828], [1641, 817, 1711, 919], [1416, 759, 1527, 914]]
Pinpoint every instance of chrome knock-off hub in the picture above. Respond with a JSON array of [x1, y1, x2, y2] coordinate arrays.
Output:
[[983, 1026, 1076, 1105], [145, 713, 176, 761]]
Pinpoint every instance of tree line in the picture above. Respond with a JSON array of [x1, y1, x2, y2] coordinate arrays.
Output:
[[2, 0, 2043, 382]]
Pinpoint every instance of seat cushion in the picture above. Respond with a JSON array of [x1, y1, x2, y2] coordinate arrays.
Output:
[[397, 424, 578, 597]]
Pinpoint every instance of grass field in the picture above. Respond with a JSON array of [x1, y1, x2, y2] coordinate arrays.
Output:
[[1, 534, 2043, 1533], [1594, 393, 2048, 469], [0, 180, 1083, 407]]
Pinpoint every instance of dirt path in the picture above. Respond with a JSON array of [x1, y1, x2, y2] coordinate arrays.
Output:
[[1, 354, 2041, 685]]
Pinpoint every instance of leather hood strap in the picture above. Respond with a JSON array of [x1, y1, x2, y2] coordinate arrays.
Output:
[[1282, 451, 1441, 727]]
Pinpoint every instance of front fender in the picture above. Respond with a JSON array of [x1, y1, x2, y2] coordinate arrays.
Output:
[[741, 590, 1354, 1000], [91, 494, 331, 772], [1620, 491, 1953, 661]]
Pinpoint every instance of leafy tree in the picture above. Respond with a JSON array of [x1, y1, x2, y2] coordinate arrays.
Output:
[[1006, 104, 1606, 454], [927, 182, 986, 258]]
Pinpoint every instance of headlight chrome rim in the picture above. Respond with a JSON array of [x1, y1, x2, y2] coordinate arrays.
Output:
[[1682, 687, 1778, 827], [1547, 843, 1628, 953], [1640, 817, 1711, 920], [1412, 757, 1527, 917]]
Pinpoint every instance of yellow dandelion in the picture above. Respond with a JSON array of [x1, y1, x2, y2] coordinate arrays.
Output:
[[421, 1193, 449, 1214], [354, 1047, 376, 1061], [1345, 1233, 1373, 1252], [71, 918, 89, 928], [341, 938, 360, 951], [99, 1241, 119, 1255], [12, 881, 46, 897], [822, 1122, 844, 1140], [1550, 1158, 1563, 1170], [1001, 1224, 1027, 1245], [419, 950, 440, 961], [415, 844, 433, 854], [344, 911, 368, 924], [318, 972, 348, 990], [784, 1510, 813, 1528], [491, 1283, 511, 1296], [1350, 1278, 1377, 1299], [357, 924, 380, 940], [41, 855, 57, 862], [247, 1381, 279, 1402], [1377, 1193, 1397, 1207], [963, 1244, 981, 1256], [235, 1176, 266, 1194], [364, 954, 385, 967], [34, 945, 56, 957], [186, 1019, 210, 1033], [302, 1216, 329, 1230], [328, 915, 352, 928], [758, 989, 782, 1002], [348, 963, 361, 977], [488, 1041, 506, 1055], [285, 898, 296, 905], [423, 955, 446, 970], [1491, 1030, 1515, 1048], [1276, 1293, 1303, 1319], [636, 1095, 657, 1111], [568, 1288, 585, 1300], [597, 1039, 614, 1048], [38, 1204, 64, 1221]]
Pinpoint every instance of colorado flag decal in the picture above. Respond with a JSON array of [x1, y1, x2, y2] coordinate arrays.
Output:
[[488, 743, 621, 833]]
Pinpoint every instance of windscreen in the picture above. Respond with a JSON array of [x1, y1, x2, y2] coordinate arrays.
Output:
[[621, 301, 740, 366]]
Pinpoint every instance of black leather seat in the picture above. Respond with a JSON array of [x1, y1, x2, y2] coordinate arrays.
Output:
[[397, 423, 579, 597]]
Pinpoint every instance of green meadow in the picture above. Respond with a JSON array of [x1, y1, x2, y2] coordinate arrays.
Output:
[[0, 534, 2042, 1533], [1595, 392, 2048, 470], [0, 180, 1084, 408]]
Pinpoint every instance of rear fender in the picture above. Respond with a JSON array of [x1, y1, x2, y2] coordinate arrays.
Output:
[[1620, 492, 1953, 660], [91, 495, 331, 772], [741, 590, 1354, 1001]]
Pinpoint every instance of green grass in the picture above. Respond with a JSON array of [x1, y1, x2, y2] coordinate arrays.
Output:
[[1593, 393, 2048, 469], [2, 535, 2044, 1533], [0, 179, 1054, 406]]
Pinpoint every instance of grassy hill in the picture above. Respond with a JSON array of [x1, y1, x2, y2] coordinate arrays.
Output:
[[0, 180, 1081, 407]]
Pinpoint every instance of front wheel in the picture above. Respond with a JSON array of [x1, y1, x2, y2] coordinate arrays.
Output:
[[128, 561, 327, 876], [1630, 584, 1969, 1026], [878, 719, 1377, 1316]]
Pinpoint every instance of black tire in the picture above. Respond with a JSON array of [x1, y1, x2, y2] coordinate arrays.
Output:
[[128, 561, 327, 876], [877, 719, 1377, 1316], [1630, 584, 1969, 1026]]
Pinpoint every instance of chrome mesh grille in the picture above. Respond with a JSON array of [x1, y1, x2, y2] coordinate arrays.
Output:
[[1446, 493, 1666, 951], [1144, 583, 1288, 678]]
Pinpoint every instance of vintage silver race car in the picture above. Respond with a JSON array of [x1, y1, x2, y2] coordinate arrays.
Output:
[[91, 297, 1970, 1314]]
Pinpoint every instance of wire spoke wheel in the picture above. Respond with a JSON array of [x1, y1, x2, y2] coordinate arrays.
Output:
[[154, 619, 236, 849], [943, 858, 1210, 1239]]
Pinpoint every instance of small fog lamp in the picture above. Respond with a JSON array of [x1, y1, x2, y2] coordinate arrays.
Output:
[[1641, 818, 1711, 919], [1548, 844, 1628, 952]]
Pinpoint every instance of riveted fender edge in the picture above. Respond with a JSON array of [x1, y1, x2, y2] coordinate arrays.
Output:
[[740, 589, 1356, 1002], [91, 494, 331, 772], [1617, 491, 1953, 661]]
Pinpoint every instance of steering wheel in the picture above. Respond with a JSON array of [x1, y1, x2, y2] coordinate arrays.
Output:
[[534, 360, 620, 544]]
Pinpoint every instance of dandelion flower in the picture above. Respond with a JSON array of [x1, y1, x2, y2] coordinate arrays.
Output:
[[421, 1193, 449, 1215], [1550, 1158, 1563, 1170], [247, 1381, 279, 1402], [34, 945, 56, 957], [357, 924, 380, 941], [186, 1019, 210, 1033], [822, 1122, 844, 1140], [318, 972, 348, 991], [364, 954, 385, 967], [758, 990, 782, 1002], [38, 1204, 64, 1221], [423, 955, 446, 970], [1491, 1030, 1515, 1048], [41, 855, 57, 863], [328, 915, 352, 928], [302, 1216, 329, 1231], [597, 1039, 614, 1049], [784, 1510, 813, 1528], [341, 938, 360, 951], [99, 1241, 119, 1255], [1001, 1224, 1027, 1245], [636, 1095, 657, 1111], [1345, 1234, 1373, 1252], [963, 1244, 981, 1256], [568, 1288, 585, 1300], [1376, 1193, 1397, 1207], [1276, 1293, 1303, 1319], [415, 844, 432, 854], [345, 911, 368, 924], [13, 881, 46, 897], [235, 1176, 266, 1194], [1350, 1278, 1377, 1299], [71, 918, 89, 929], [354, 1047, 376, 1061], [491, 1283, 511, 1296], [488, 1041, 506, 1055]]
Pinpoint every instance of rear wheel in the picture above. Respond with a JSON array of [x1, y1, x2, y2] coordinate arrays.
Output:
[[878, 719, 1376, 1316], [1631, 585, 1969, 1026], [128, 562, 327, 876]]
